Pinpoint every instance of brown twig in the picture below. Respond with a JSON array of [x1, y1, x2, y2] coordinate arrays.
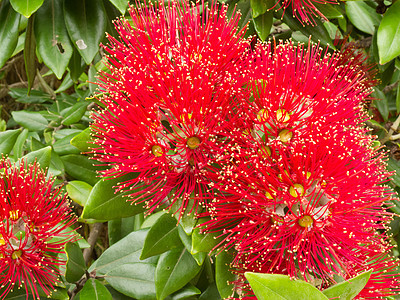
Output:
[[83, 222, 104, 264], [383, 81, 399, 94]]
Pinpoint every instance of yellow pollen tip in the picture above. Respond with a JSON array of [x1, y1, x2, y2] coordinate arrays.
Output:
[[0, 235, 5, 246], [298, 215, 313, 227], [187, 136, 201, 149], [9, 210, 20, 221], [289, 184, 305, 197], [151, 145, 163, 157], [265, 191, 274, 199]]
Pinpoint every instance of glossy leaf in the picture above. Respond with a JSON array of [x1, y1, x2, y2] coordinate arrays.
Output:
[[65, 242, 87, 283], [140, 213, 181, 259], [215, 250, 236, 299], [178, 226, 206, 266], [12, 128, 28, 159], [346, 1, 380, 35], [64, 0, 107, 64], [68, 46, 85, 82], [322, 270, 372, 299], [253, 10, 273, 41], [35, 0, 73, 79], [61, 101, 88, 125], [191, 225, 222, 254], [70, 127, 92, 152], [9, 87, 51, 104], [81, 174, 146, 220], [155, 248, 202, 300], [12, 110, 48, 131], [53, 132, 81, 155], [377, 0, 400, 64], [0, 129, 21, 155], [60, 154, 102, 185], [10, 0, 44, 18], [79, 278, 112, 300], [245, 272, 329, 300], [21, 146, 52, 170], [108, 0, 128, 14], [24, 14, 36, 93], [0, 0, 20, 69], [66, 180, 93, 206], [108, 216, 136, 245], [170, 284, 201, 300], [250, 0, 269, 18]]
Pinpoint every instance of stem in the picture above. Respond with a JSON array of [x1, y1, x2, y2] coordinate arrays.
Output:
[[381, 113, 400, 143], [83, 222, 104, 264]]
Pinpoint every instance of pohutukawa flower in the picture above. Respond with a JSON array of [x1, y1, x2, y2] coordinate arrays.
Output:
[[91, 0, 250, 217], [0, 160, 76, 299]]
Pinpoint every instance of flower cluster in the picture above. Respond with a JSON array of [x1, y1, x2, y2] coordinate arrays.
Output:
[[0, 160, 76, 299], [91, 0, 400, 298]]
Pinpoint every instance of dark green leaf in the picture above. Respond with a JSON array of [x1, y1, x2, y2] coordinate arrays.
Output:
[[9, 88, 51, 103], [141, 214, 182, 259], [245, 272, 329, 300], [253, 10, 273, 41], [64, 0, 107, 64], [372, 88, 389, 121], [65, 242, 87, 283], [105, 263, 157, 300], [60, 154, 102, 185], [0, 0, 20, 69], [170, 284, 201, 300], [0, 129, 21, 155], [21, 146, 52, 170], [53, 132, 81, 155], [387, 157, 400, 187], [35, 0, 73, 79], [81, 174, 146, 220], [377, 0, 400, 64], [108, 0, 128, 14], [215, 250, 236, 299], [68, 46, 86, 82], [10, 0, 44, 18], [108, 216, 136, 245], [177, 225, 206, 266], [345, 1, 380, 35], [70, 127, 92, 152], [250, 0, 269, 18], [313, 3, 343, 19], [191, 224, 222, 254], [24, 14, 36, 93], [322, 270, 372, 299], [66, 180, 93, 206], [49, 149, 64, 176], [155, 248, 202, 300], [12, 110, 48, 131], [79, 278, 112, 300], [61, 101, 88, 125], [12, 128, 28, 159]]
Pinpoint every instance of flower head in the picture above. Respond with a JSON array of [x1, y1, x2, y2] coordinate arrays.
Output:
[[0, 159, 76, 299], [91, 0, 250, 216]]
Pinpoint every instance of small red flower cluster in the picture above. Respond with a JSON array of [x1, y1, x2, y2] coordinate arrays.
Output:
[[91, 1, 399, 298], [0, 160, 76, 299]]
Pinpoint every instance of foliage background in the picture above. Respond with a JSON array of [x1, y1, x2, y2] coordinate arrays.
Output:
[[1, 0, 400, 299]]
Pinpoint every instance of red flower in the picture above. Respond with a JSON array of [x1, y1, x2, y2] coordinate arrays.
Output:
[[0, 160, 76, 299], [91, 1, 250, 216]]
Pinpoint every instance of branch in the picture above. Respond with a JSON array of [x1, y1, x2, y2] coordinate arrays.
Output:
[[83, 222, 104, 264]]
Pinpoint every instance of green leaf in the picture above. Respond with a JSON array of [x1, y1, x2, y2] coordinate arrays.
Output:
[[79, 278, 112, 300], [70, 127, 92, 152], [314, 3, 343, 19], [21, 146, 52, 170], [81, 174, 146, 220], [10, 0, 44, 18], [61, 101, 88, 125], [66, 180, 93, 206], [198, 283, 221, 300], [64, 0, 107, 64], [108, 0, 128, 14], [140, 214, 182, 260], [68, 46, 86, 82], [372, 88, 389, 121], [108, 216, 136, 245], [24, 14, 36, 93], [105, 263, 157, 300], [65, 242, 87, 283], [387, 157, 400, 187], [60, 154, 102, 185], [0, 129, 21, 155], [9, 87, 51, 103], [253, 10, 273, 41], [345, 1, 381, 35], [170, 284, 201, 300], [12, 110, 48, 131], [53, 132, 81, 155], [12, 128, 28, 159], [215, 250, 236, 299], [95, 229, 158, 299], [155, 248, 202, 300], [34, 0, 73, 79], [177, 226, 206, 266], [244, 273, 329, 300], [191, 224, 222, 254], [250, 0, 269, 18], [377, 0, 400, 64], [322, 270, 372, 299], [0, 0, 20, 69]]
